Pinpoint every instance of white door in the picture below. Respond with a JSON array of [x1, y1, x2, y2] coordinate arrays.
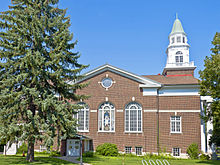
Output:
[[66, 139, 80, 156]]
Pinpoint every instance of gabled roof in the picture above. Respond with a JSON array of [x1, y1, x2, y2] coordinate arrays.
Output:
[[77, 64, 161, 87]]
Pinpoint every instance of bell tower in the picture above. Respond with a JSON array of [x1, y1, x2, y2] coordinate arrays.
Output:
[[163, 15, 196, 76]]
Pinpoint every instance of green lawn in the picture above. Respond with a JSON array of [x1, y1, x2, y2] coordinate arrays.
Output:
[[83, 155, 220, 165], [0, 154, 219, 165], [0, 154, 75, 165]]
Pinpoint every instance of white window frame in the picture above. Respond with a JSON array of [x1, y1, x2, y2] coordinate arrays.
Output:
[[177, 36, 181, 43], [135, 146, 142, 155], [172, 147, 181, 157], [125, 146, 132, 154], [183, 37, 185, 43], [125, 102, 142, 133], [75, 103, 89, 132], [175, 55, 183, 63], [171, 37, 175, 44], [98, 102, 115, 132], [170, 116, 182, 133], [84, 140, 90, 152]]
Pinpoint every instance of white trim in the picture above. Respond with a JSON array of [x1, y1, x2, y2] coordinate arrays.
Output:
[[125, 102, 142, 132], [98, 131, 115, 133], [98, 102, 115, 132], [170, 116, 182, 133], [144, 109, 200, 112], [75, 103, 89, 132], [90, 110, 97, 112], [172, 147, 181, 157], [159, 86, 199, 96], [159, 93, 199, 96], [75, 64, 161, 87], [77, 130, 89, 133], [139, 84, 161, 88], [160, 109, 200, 112], [200, 96, 213, 102], [124, 131, 143, 134], [144, 109, 157, 112], [117, 109, 123, 112]]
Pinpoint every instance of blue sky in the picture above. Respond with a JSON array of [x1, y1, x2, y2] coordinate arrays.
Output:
[[1, 0, 220, 78]]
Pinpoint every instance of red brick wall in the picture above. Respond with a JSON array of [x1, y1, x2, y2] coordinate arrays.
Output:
[[164, 69, 195, 76], [71, 71, 201, 154]]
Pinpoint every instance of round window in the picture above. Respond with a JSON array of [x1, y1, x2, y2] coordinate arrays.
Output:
[[101, 78, 113, 89]]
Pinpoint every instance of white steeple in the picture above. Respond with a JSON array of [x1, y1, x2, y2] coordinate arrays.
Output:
[[165, 15, 195, 69]]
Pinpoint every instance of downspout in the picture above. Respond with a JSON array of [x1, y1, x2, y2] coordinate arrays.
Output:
[[157, 86, 162, 155]]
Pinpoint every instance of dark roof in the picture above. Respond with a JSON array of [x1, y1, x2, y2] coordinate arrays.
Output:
[[142, 75, 199, 85]]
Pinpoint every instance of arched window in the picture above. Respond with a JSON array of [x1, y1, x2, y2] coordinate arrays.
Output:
[[175, 51, 183, 63], [74, 102, 89, 132], [125, 102, 142, 132], [98, 102, 115, 132]]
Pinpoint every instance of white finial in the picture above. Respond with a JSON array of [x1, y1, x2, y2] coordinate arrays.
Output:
[[176, 13, 178, 19], [105, 97, 108, 102]]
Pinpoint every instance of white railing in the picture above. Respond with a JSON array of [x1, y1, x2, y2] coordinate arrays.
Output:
[[142, 159, 170, 165], [166, 61, 194, 68]]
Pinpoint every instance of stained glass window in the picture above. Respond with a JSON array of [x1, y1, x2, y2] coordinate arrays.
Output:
[[98, 102, 115, 132], [101, 78, 113, 89]]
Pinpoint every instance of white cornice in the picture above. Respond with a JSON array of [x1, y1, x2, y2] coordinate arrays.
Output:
[[75, 64, 161, 87]]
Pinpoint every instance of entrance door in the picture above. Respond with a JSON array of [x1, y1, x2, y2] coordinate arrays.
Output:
[[66, 139, 80, 156]]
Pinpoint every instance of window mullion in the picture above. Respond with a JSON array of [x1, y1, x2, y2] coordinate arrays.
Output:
[[84, 109, 86, 131], [136, 110, 138, 132], [110, 109, 111, 131], [128, 109, 130, 131]]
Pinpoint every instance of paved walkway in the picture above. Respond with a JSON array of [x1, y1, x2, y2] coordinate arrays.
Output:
[[56, 156, 91, 165]]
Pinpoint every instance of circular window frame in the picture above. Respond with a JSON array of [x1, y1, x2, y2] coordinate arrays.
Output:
[[101, 77, 113, 89]]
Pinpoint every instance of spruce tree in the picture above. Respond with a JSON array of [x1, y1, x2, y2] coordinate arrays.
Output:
[[0, 0, 88, 162]]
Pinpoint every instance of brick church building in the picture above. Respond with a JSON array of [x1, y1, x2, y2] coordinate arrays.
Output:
[[3, 17, 213, 158], [59, 17, 213, 158]]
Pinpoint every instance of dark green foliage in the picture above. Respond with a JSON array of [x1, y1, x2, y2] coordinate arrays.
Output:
[[0, 0, 88, 161], [186, 143, 200, 159], [199, 32, 220, 146], [96, 143, 118, 156], [199, 153, 210, 160], [144, 152, 173, 160], [49, 150, 60, 157], [83, 151, 94, 157], [17, 143, 28, 154]]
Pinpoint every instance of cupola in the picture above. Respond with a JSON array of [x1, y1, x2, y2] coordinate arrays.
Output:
[[163, 14, 196, 77]]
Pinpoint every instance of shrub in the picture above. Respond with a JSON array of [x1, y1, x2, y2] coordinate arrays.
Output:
[[49, 150, 60, 157], [83, 151, 94, 157], [199, 153, 210, 160], [96, 143, 118, 156], [144, 152, 174, 160], [186, 143, 200, 159], [17, 143, 28, 154]]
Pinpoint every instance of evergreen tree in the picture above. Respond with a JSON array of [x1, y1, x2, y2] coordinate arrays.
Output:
[[0, 0, 88, 162], [199, 32, 220, 146]]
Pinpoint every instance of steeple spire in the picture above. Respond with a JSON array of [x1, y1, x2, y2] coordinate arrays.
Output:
[[170, 15, 185, 35], [163, 16, 196, 76]]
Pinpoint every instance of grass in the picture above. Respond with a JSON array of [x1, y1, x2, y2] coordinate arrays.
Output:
[[82, 154, 220, 165], [0, 154, 76, 165], [0, 154, 219, 165]]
